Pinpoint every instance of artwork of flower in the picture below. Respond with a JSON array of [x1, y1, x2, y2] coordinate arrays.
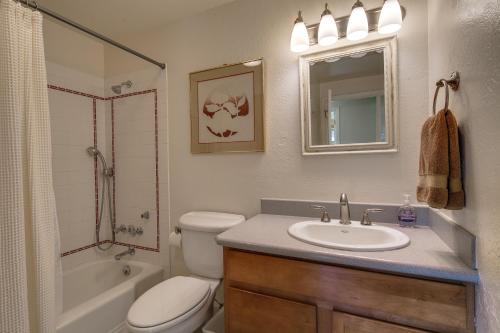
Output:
[[190, 61, 264, 153], [202, 93, 249, 138]]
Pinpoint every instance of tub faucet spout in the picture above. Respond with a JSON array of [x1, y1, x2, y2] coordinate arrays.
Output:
[[115, 246, 135, 261]]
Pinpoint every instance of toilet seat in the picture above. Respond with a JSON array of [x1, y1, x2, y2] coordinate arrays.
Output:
[[127, 276, 211, 331]]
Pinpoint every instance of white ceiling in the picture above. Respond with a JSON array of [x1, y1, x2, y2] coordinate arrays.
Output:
[[37, 0, 236, 37]]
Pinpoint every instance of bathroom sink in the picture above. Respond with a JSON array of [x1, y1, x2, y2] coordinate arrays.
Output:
[[288, 220, 410, 251]]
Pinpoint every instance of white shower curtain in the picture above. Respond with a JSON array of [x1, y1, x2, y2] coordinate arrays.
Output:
[[0, 1, 60, 332]]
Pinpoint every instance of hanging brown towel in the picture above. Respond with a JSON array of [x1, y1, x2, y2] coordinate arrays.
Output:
[[417, 83, 464, 209]]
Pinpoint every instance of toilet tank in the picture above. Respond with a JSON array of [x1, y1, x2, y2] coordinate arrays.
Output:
[[179, 211, 245, 279]]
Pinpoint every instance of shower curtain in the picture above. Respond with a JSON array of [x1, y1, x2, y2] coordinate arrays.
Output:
[[0, 1, 60, 332]]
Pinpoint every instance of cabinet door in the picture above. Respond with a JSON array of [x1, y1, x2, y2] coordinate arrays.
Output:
[[332, 312, 430, 333], [226, 287, 317, 333]]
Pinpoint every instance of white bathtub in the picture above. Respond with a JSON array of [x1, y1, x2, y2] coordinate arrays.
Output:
[[56, 259, 163, 333]]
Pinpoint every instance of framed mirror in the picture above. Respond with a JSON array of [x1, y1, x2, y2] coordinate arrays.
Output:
[[300, 37, 398, 155]]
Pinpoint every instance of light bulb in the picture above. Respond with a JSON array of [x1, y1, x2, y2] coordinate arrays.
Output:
[[290, 11, 310, 53], [318, 4, 338, 46], [243, 60, 262, 67], [378, 0, 402, 34], [346, 1, 368, 41]]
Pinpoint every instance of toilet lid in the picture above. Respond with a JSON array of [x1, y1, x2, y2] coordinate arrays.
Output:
[[127, 276, 211, 328]]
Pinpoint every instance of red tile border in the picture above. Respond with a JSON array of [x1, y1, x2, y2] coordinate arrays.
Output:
[[113, 242, 159, 253], [111, 99, 117, 246], [108, 89, 157, 100], [61, 240, 111, 257], [155, 90, 160, 251], [48, 84, 106, 100], [49, 85, 161, 257], [93, 99, 99, 240]]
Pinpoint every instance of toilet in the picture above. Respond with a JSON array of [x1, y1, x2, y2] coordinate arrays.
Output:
[[126, 211, 245, 333]]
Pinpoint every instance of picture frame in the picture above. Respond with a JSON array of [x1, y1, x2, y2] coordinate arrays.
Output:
[[189, 60, 264, 153]]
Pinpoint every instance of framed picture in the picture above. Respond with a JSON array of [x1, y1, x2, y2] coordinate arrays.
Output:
[[189, 60, 264, 153]]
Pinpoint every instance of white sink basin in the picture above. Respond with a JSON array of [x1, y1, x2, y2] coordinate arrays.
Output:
[[288, 220, 410, 251]]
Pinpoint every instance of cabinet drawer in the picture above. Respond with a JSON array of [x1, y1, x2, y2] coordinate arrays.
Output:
[[224, 248, 473, 333], [226, 287, 317, 333], [332, 311, 430, 333]]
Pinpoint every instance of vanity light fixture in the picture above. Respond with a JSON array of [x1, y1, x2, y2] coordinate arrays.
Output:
[[318, 3, 339, 46], [243, 59, 263, 67], [378, 0, 403, 34], [289, 1, 405, 53], [346, 1, 368, 41], [290, 11, 310, 53]]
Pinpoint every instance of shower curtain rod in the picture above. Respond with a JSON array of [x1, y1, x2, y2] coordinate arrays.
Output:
[[22, 0, 166, 70]]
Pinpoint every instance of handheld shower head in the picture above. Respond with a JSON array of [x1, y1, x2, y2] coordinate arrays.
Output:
[[86, 147, 113, 177], [86, 146, 98, 156]]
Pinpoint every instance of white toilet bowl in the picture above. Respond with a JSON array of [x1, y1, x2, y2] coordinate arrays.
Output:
[[126, 276, 220, 333]]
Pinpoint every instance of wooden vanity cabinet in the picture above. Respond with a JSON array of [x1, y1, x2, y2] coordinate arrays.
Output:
[[332, 312, 430, 333], [223, 248, 475, 333]]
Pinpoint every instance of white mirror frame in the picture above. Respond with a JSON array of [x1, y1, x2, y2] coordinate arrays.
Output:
[[300, 37, 398, 155]]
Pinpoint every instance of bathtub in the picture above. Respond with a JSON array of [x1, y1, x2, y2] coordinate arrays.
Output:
[[56, 259, 163, 333]]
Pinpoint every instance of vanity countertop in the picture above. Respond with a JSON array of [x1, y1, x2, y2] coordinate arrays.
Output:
[[216, 214, 478, 283]]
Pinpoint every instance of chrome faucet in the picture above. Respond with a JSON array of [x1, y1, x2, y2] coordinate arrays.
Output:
[[339, 193, 351, 225], [312, 205, 331, 222], [114, 246, 135, 261]]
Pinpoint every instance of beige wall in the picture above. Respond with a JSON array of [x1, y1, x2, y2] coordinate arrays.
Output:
[[105, 0, 428, 225], [43, 17, 105, 78], [428, 1, 500, 331]]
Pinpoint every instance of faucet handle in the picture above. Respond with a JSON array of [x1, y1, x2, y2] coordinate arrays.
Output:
[[114, 224, 127, 234], [361, 208, 384, 226], [311, 205, 331, 223]]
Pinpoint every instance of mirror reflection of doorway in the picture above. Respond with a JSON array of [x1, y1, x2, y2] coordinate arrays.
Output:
[[327, 90, 385, 145]]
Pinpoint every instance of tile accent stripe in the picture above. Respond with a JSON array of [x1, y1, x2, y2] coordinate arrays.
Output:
[[61, 241, 111, 257], [93, 98, 99, 245], [155, 90, 160, 251], [49, 85, 161, 256], [48, 84, 106, 100], [111, 98, 116, 250]]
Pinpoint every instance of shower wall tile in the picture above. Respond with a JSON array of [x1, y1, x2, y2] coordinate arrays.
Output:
[[105, 68, 169, 268], [112, 92, 158, 251], [47, 62, 105, 260], [48, 63, 168, 270]]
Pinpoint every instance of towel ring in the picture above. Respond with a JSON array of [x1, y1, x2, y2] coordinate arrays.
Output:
[[433, 80, 450, 114], [433, 72, 460, 115]]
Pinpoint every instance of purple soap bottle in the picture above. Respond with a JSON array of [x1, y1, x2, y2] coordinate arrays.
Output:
[[398, 194, 417, 227]]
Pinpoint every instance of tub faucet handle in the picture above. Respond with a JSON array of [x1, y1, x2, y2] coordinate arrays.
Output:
[[114, 224, 127, 233]]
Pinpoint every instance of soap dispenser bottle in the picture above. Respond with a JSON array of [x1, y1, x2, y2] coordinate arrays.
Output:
[[398, 194, 417, 227]]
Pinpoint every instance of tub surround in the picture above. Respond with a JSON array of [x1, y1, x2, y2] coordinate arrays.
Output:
[[217, 200, 477, 283]]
